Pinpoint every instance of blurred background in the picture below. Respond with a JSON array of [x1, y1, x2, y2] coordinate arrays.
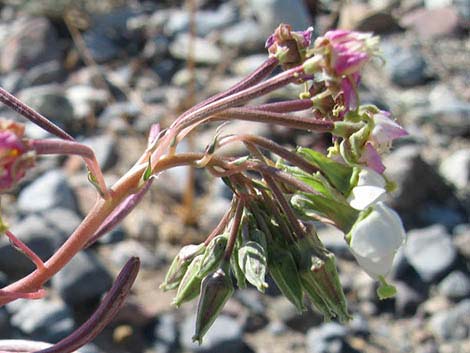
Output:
[[0, 0, 468, 352]]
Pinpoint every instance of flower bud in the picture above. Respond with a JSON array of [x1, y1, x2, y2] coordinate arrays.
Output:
[[160, 243, 205, 291], [346, 202, 405, 280], [197, 234, 227, 278], [172, 254, 204, 307], [238, 241, 268, 292], [193, 266, 234, 344], [268, 246, 305, 312]]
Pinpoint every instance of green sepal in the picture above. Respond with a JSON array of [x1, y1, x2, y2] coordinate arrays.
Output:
[[172, 255, 204, 307], [377, 276, 397, 300], [238, 241, 269, 292], [197, 234, 227, 278]]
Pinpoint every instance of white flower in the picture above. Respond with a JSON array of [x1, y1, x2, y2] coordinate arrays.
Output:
[[348, 168, 387, 210], [348, 202, 405, 279]]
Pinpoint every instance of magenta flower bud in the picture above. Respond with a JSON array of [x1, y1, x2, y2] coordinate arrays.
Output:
[[265, 24, 314, 70], [0, 120, 34, 192]]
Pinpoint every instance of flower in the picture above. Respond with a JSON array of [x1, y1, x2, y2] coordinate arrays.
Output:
[[369, 110, 408, 153], [0, 120, 34, 192], [266, 24, 313, 70], [348, 167, 387, 210], [347, 202, 405, 279]]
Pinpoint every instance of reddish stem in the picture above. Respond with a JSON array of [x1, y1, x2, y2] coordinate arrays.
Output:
[[4, 230, 45, 271]]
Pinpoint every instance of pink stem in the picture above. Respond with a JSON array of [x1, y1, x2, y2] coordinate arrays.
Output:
[[4, 230, 45, 271]]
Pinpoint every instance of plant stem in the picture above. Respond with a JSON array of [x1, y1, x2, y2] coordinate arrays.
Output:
[[224, 197, 244, 261]]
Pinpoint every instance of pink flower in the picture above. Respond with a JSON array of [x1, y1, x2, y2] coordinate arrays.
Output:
[[359, 142, 385, 174], [340, 72, 360, 111], [321, 30, 379, 76], [0, 120, 33, 192], [370, 111, 408, 152]]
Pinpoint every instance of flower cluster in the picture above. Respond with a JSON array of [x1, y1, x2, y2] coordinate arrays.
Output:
[[0, 120, 34, 192]]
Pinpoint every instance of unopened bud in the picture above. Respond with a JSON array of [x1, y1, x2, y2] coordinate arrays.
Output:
[[197, 234, 227, 278], [160, 243, 205, 291], [269, 246, 305, 312], [172, 255, 204, 307], [238, 241, 268, 292], [193, 266, 234, 344]]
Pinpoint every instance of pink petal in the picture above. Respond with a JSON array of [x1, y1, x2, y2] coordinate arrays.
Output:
[[372, 112, 408, 145], [360, 142, 385, 174]]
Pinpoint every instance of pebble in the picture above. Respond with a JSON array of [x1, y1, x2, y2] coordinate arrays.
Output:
[[394, 282, 426, 316], [405, 225, 457, 282], [66, 85, 109, 120], [169, 34, 223, 65], [51, 250, 113, 306], [400, 7, 462, 39], [6, 298, 74, 342], [18, 85, 75, 131], [438, 271, 470, 300], [439, 149, 470, 190], [306, 323, 360, 353], [0, 17, 62, 72], [110, 240, 164, 270], [383, 45, 429, 87], [24, 60, 65, 87], [81, 134, 118, 171], [153, 313, 179, 353], [180, 314, 245, 353], [220, 20, 266, 52], [17, 170, 77, 214], [429, 299, 470, 340]]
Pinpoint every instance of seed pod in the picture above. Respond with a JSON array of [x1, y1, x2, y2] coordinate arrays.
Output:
[[172, 255, 204, 307], [238, 240, 268, 292], [269, 246, 305, 312], [193, 266, 234, 344], [197, 234, 227, 278], [160, 243, 205, 291]]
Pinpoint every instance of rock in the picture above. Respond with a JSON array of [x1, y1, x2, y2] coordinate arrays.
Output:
[[51, 250, 113, 306], [66, 85, 109, 120], [24, 60, 64, 87], [40, 207, 82, 238], [453, 224, 470, 258], [6, 298, 74, 342], [164, 3, 238, 36], [198, 197, 232, 234], [0, 17, 62, 72], [169, 34, 222, 65], [0, 214, 64, 277], [306, 323, 357, 353], [0, 308, 8, 333], [98, 101, 140, 132], [180, 314, 245, 353], [338, 3, 400, 33], [271, 297, 322, 332], [153, 313, 178, 353], [426, 85, 470, 137], [80, 134, 118, 171], [400, 7, 462, 39], [83, 7, 143, 63], [17, 170, 77, 213], [0, 271, 7, 287], [0, 70, 24, 93], [394, 282, 426, 316], [78, 344, 104, 353], [438, 271, 470, 300], [110, 240, 163, 270], [429, 299, 470, 340], [18, 85, 75, 131], [318, 225, 353, 260], [404, 225, 457, 282], [232, 54, 268, 77], [384, 146, 454, 225], [417, 203, 465, 230], [440, 149, 470, 190], [383, 44, 429, 87], [246, 0, 311, 37], [220, 20, 266, 52]]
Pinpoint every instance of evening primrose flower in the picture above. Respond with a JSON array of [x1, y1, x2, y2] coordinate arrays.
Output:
[[346, 202, 405, 279], [0, 120, 34, 192], [369, 111, 408, 154], [348, 167, 387, 210]]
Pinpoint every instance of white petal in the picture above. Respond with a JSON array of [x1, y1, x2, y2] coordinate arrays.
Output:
[[357, 167, 386, 188], [348, 185, 386, 210]]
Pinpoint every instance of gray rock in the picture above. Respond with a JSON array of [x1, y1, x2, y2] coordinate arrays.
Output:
[[52, 251, 113, 306], [0, 17, 62, 73], [438, 271, 470, 300], [405, 225, 457, 282], [18, 85, 75, 130], [272, 297, 322, 332], [383, 44, 429, 87], [66, 85, 109, 120], [78, 344, 104, 353], [81, 134, 118, 171], [221, 20, 266, 52], [306, 323, 360, 353], [394, 282, 426, 316], [246, 0, 311, 37], [0, 308, 8, 334], [0, 214, 64, 277], [98, 101, 140, 132], [153, 313, 178, 353], [384, 146, 454, 223], [417, 204, 465, 230], [0, 70, 25, 93], [440, 149, 470, 190], [0, 271, 7, 287], [165, 4, 238, 36], [7, 298, 74, 342], [17, 170, 77, 213], [429, 299, 470, 340], [169, 34, 222, 65], [83, 8, 142, 63], [24, 60, 64, 86], [40, 207, 82, 239], [110, 240, 163, 270], [180, 314, 244, 353]]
